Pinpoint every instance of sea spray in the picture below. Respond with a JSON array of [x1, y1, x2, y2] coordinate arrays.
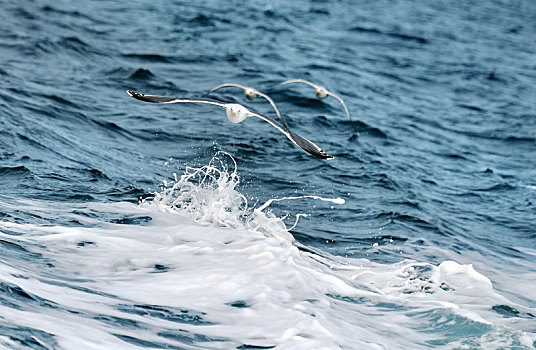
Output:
[[144, 152, 345, 240], [0, 155, 533, 349]]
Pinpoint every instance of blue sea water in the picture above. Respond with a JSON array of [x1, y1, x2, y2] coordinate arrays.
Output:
[[1, 0, 535, 348]]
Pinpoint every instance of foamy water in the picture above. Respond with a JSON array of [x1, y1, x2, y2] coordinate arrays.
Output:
[[1, 158, 533, 349]]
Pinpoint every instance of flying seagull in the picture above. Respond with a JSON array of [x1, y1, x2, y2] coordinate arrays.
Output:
[[208, 83, 288, 129], [279, 79, 351, 122], [126, 90, 333, 160]]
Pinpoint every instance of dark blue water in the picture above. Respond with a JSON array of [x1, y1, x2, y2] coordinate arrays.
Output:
[[1, 0, 535, 348]]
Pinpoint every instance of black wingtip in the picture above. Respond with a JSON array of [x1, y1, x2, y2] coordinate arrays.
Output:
[[317, 151, 334, 160], [126, 91, 181, 104], [126, 90, 145, 101], [297, 144, 332, 160], [287, 130, 333, 160], [312, 147, 334, 160]]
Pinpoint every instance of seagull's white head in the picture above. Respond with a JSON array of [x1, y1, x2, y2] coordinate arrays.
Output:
[[244, 88, 258, 100], [225, 104, 249, 123], [315, 86, 328, 99]]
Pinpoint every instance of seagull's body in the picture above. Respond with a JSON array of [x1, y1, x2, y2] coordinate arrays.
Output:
[[126, 91, 332, 160], [208, 83, 288, 129], [280, 79, 351, 122]]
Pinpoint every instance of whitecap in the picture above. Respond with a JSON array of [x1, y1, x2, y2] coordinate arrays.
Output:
[[0, 154, 534, 349]]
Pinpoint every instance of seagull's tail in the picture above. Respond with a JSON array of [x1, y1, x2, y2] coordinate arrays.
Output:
[[287, 130, 333, 160]]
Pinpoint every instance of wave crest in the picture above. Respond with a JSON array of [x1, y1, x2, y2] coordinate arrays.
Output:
[[145, 152, 249, 229]]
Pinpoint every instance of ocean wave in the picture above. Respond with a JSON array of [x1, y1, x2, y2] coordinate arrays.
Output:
[[0, 155, 534, 349], [349, 26, 428, 44]]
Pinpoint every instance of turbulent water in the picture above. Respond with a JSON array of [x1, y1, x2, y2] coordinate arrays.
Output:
[[1, 0, 536, 349]]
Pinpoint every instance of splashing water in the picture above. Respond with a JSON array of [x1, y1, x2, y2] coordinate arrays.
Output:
[[146, 152, 250, 228], [145, 151, 344, 240], [0, 155, 534, 349]]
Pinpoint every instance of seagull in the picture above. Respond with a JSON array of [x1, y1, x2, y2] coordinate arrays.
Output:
[[126, 90, 333, 160], [208, 83, 288, 129], [279, 79, 351, 122]]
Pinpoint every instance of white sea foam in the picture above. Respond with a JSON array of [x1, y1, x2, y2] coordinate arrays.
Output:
[[0, 155, 534, 349]]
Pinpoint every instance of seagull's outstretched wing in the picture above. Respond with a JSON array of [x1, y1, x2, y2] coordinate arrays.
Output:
[[326, 91, 351, 121], [209, 83, 249, 94], [127, 90, 333, 160], [280, 79, 319, 89], [209, 83, 289, 130], [127, 90, 225, 108], [245, 108, 333, 160], [254, 90, 289, 129], [279, 80, 353, 126]]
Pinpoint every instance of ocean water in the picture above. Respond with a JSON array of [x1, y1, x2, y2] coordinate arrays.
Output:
[[1, 0, 535, 349]]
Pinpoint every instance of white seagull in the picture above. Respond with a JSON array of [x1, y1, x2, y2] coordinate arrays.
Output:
[[279, 79, 351, 122], [126, 90, 333, 160], [208, 83, 288, 130]]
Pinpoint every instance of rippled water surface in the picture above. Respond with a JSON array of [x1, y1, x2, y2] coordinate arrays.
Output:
[[1, 0, 535, 349]]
